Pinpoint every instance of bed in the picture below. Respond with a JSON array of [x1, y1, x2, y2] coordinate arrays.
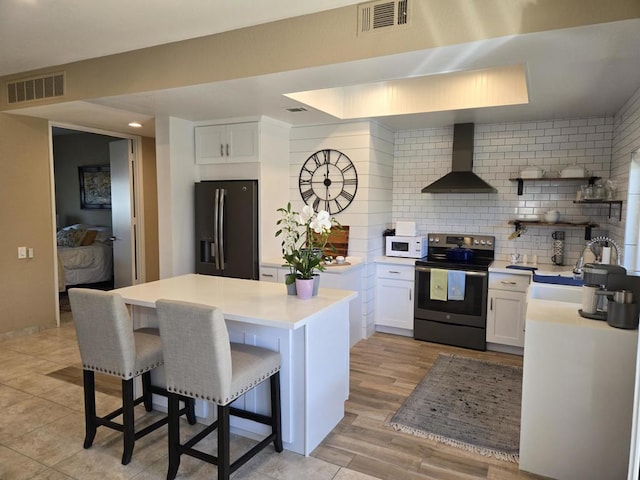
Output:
[[57, 225, 113, 291]]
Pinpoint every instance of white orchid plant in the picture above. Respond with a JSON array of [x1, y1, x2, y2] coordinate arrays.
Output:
[[275, 203, 340, 281]]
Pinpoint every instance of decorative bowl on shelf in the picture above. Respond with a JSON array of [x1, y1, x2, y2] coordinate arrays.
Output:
[[544, 210, 560, 223], [519, 167, 545, 179], [560, 165, 588, 178]]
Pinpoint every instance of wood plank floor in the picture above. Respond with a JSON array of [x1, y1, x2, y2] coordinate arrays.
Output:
[[312, 333, 548, 480], [46, 365, 123, 397]]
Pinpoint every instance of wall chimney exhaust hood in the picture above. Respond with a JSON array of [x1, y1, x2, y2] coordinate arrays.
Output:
[[421, 123, 497, 194]]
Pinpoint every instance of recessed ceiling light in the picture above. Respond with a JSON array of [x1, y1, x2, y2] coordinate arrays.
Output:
[[128, 122, 142, 128]]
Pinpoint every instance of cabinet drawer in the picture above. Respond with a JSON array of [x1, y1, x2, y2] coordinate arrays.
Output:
[[260, 267, 279, 283], [376, 264, 414, 282], [489, 272, 530, 292]]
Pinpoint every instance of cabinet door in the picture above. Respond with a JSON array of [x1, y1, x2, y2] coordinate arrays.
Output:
[[195, 125, 226, 164], [226, 123, 259, 163], [487, 289, 526, 347], [195, 123, 259, 164], [375, 278, 413, 329]]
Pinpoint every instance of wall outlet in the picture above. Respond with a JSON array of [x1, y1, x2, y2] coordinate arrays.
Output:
[[17, 246, 27, 259]]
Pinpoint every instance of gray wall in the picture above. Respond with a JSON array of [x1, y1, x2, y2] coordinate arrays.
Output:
[[53, 131, 117, 228]]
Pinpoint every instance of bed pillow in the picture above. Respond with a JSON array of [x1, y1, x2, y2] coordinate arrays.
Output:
[[57, 227, 87, 247], [80, 230, 98, 246]]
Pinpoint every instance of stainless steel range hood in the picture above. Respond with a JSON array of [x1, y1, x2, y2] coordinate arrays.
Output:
[[421, 123, 497, 194]]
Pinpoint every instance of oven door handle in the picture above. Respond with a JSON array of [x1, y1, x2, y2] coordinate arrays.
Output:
[[415, 265, 488, 277]]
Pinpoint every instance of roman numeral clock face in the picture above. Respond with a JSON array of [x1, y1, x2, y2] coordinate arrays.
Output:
[[298, 149, 358, 214]]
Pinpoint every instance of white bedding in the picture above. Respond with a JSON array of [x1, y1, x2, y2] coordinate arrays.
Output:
[[58, 241, 113, 287]]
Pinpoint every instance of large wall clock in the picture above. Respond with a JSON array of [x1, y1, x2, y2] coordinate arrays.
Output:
[[298, 149, 358, 214]]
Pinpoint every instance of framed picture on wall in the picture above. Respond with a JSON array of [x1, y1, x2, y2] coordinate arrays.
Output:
[[78, 165, 111, 209]]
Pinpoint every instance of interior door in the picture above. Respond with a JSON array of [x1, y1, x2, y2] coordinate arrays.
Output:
[[109, 140, 134, 288]]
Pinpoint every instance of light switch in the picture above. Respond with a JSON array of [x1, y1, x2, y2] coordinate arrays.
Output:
[[28, 248, 34, 258], [17, 246, 27, 259]]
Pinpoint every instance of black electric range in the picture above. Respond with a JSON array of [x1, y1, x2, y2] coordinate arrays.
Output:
[[414, 234, 495, 350]]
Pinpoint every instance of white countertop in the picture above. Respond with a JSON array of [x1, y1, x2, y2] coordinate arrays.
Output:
[[490, 260, 576, 276], [261, 256, 363, 274], [526, 298, 621, 330], [374, 256, 419, 266], [113, 274, 357, 330]]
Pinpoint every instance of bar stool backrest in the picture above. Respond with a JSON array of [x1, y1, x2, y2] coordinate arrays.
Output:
[[156, 299, 233, 404], [68, 288, 137, 380]]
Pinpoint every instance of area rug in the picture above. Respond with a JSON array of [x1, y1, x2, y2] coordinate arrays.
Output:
[[388, 354, 522, 462]]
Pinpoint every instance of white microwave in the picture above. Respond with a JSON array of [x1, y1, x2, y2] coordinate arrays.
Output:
[[385, 235, 428, 258]]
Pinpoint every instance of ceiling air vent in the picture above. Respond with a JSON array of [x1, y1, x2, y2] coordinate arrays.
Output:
[[358, 0, 409, 35], [6, 72, 65, 104]]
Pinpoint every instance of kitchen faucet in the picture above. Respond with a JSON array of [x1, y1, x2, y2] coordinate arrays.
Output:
[[573, 236, 621, 278]]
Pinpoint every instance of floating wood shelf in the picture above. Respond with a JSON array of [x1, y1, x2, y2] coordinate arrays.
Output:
[[508, 220, 599, 240], [509, 176, 600, 195], [573, 200, 623, 220]]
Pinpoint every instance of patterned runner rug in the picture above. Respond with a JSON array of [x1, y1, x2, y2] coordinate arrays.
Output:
[[389, 354, 522, 462]]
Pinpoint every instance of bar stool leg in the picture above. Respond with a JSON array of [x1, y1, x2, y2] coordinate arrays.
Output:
[[82, 370, 97, 449], [186, 398, 197, 425], [121, 379, 135, 465], [270, 372, 283, 452], [167, 393, 181, 480], [218, 405, 231, 480], [142, 371, 153, 412]]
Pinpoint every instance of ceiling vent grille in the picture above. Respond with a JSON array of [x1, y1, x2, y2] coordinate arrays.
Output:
[[358, 0, 409, 35], [6, 72, 65, 104]]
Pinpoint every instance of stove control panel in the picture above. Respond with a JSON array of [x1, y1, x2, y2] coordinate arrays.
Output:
[[428, 233, 495, 251]]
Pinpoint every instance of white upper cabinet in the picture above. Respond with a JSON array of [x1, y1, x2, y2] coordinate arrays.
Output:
[[195, 122, 259, 164]]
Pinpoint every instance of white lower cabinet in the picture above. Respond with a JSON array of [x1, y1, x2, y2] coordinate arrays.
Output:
[[486, 272, 530, 347], [375, 264, 414, 332]]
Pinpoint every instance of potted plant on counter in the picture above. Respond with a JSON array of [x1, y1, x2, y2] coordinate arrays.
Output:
[[275, 203, 339, 299]]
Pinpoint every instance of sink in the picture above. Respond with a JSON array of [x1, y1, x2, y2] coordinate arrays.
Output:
[[529, 282, 583, 303]]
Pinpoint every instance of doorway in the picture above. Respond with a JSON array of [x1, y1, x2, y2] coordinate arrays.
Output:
[[51, 124, 146, 324]]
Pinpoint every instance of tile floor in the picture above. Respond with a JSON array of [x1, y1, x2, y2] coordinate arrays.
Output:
[[0, 312, 376, 480]]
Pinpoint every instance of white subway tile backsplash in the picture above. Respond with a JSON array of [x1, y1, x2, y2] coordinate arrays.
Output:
[[392, 116, 618, 266]]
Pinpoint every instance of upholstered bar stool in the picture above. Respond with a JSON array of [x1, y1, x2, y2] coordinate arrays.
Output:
[[68, 288, 196, 465], [156, 299, 283, 480]]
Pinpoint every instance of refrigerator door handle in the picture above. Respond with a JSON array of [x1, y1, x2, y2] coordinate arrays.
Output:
[[213, 188, 220, 270], [218, 188, 225, 269]]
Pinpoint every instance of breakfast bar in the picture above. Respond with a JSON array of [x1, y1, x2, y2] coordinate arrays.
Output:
[[113, 273, 357, 456]]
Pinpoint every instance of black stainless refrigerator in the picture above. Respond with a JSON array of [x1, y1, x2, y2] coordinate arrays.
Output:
[[195, 180, 259, 280]]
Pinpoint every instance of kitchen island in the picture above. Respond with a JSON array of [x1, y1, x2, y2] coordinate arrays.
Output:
[[519, 295, 637, 479], [113, 273, 357, 456]]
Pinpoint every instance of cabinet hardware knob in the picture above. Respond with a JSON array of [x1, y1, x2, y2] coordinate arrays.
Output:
[[501, 280, 517, 285]]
